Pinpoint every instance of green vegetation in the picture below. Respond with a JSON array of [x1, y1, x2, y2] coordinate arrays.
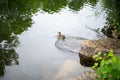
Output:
[[92, 50, 120, 80], [101, 0, 120, 38]]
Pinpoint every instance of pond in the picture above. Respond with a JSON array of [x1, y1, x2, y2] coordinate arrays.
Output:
[[0, 0, 107, 80]]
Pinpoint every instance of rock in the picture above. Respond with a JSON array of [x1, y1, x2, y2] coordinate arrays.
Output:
[[79, 53, 95, 67], [79, 38, 120, 67]]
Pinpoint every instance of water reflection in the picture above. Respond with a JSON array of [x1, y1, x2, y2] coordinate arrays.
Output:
[[39, 0, 98, 13], [0, 0, 108, 79], [0, 0, 41, 77], [0, 37, 19, 77], [100, 0, 120, 37], [101, 0, 120, 24]]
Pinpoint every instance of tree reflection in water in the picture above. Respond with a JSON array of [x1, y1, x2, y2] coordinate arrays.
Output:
[[0, 0, 119, 78], [0, 39, 19, 77], [0, 0, 41, 77]]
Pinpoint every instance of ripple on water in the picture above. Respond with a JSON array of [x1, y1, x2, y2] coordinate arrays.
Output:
[[55, 36, 87, 53]]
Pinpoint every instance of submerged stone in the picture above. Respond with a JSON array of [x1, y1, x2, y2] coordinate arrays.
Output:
[[53, 60, 95, 80], [55, 36, 86, 53]]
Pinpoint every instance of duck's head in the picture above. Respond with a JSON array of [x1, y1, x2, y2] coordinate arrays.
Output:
[[58, 32, 61, 36]]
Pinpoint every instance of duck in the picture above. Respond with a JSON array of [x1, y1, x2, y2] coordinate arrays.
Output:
[[57, 32, 65, 40]]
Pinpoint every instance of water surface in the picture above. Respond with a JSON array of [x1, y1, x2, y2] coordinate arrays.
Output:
[[0, 1, 106, 80]]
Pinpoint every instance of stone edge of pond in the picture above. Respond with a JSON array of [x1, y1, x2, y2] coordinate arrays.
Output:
[[77, 38, 120, 80]]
